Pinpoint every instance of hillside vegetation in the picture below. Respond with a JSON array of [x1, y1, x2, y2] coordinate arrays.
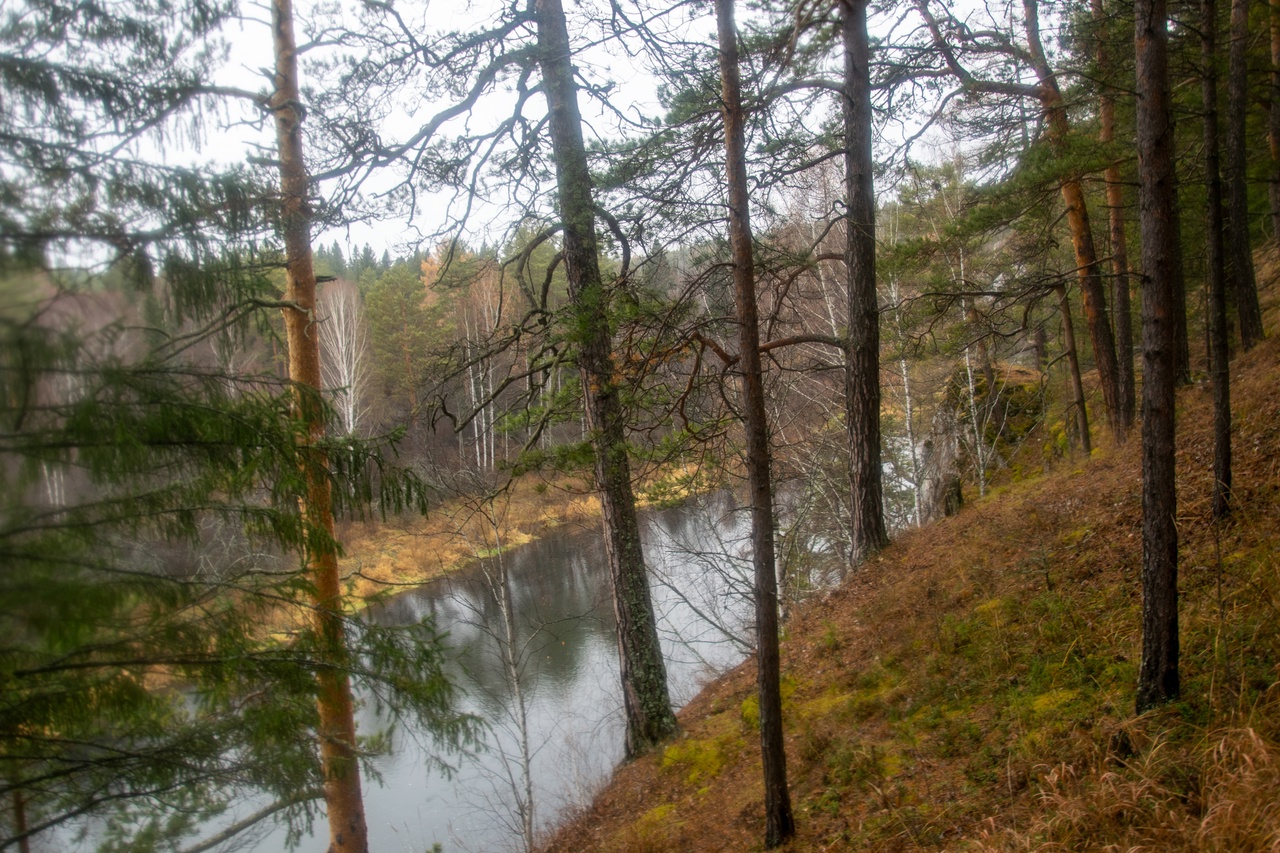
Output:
[[545, 261, 1280, 852]]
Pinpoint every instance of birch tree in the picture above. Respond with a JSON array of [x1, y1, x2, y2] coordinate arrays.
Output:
[[319, 280, 371, 436]]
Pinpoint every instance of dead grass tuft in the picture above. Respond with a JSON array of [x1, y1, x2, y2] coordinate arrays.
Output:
[[977, 726, 1280, 852]]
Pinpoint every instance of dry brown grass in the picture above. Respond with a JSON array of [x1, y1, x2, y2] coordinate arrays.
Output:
[[335, 460, 721, 605], [976, 723, 1280, 852], [337, 473, 604, 603], [541, 253, 1280, 852]]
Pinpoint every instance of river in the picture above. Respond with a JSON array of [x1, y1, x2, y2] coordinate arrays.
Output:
[[231, 491, 757, 852]]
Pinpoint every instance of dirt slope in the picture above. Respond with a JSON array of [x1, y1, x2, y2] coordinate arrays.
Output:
[[544, 256, 1280, 852]]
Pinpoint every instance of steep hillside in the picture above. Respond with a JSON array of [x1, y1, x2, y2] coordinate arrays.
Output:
[[545, 257, 1280, 852]]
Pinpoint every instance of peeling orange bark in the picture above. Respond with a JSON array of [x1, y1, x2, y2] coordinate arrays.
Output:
[[1024, 0, 1124, 441], [270, 1, 369, 849]]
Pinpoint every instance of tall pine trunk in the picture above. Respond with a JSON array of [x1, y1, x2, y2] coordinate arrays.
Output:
[[1203, 0, 1234, 518], [715, 0, 795, 844], [534, 0, 676, 758], [269, 1, 369, 848], [12, 792, 29, 853], [1227, 0, 1267, 349], [1271, 0, 1280, 237], [1134, 0, 1181, 713], [1024, 0, 1125, 441], [843, 0, 888, 561], [1093, 0, 1137, 429]]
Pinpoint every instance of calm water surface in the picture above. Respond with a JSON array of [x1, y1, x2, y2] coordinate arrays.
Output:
[[243, 492, 754, 852]]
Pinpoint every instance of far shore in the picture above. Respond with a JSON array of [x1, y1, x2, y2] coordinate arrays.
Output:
[[337, 464, 719, 608]]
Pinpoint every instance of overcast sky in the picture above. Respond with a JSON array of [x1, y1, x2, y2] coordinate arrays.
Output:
[[208, 0, 970, 262]]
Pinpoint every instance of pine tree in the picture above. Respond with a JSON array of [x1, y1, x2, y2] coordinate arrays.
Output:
[[330, 240, 349, 277], [535, 0, 677, 757], [0, 2, 472, 848], [842, 0, 890, 561], [1135, 0, 1181, 712], [715, 0, 795, 843], [269, 0, 371, 844], [359, 244, 378, 279], [365, 264, 431, 425]]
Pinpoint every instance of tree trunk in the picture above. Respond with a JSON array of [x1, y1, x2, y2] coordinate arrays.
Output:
[[534, 0, 676, 758], [269, 1, 369, 849], [1024, 0, 1124, 441], [842, 0, 889, 561], [962, 327, 991, 494], [484, 520, 536, 853], [1134, 0, 1181, 712], [1171, 180, 1192, 384], [1271, 0, 1280, 237], [715, 0, 795, 845], [13, 791, 30, 853], [1092, 0, 1137, 429], [318, 284, 369, 436], [1203, 0, 1234, 518], [1227, 0, 1267, 349], [966, 304, 996, 389], [1056, 285, 1092, 455], [890, 278, 923, 526]]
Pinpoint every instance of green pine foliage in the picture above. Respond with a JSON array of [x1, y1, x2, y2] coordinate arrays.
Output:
[[0, 2, 473, 849], [364, 262, 433, 414], [0, 261, 472, 852]]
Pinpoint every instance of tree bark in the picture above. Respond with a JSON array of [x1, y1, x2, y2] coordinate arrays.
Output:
[[318, 283, 369, 436], [890, 277, 923, 526], [1203, 0, 1234, 518], [1134, 0, 1180, 713], [1056, 285, 1092, 455], [534, 0, 676, 758], [715, 0, 795, 845], [1227, 0, 1267, 350], [842, 0, 889, 561], [13, 791, 30, 853], [1171, 180, 1192, 384], [269, 1, 369, 849], [1271, 0, 1280, 237], [1023, 0, 1124, 441], [1092, 0, 1137, 429]]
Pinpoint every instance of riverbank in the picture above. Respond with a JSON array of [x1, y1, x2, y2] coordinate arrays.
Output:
[[337, 462, 721, 604]]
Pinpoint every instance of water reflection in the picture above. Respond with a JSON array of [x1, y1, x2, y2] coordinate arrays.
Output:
[[212, 492, 757, 853]]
